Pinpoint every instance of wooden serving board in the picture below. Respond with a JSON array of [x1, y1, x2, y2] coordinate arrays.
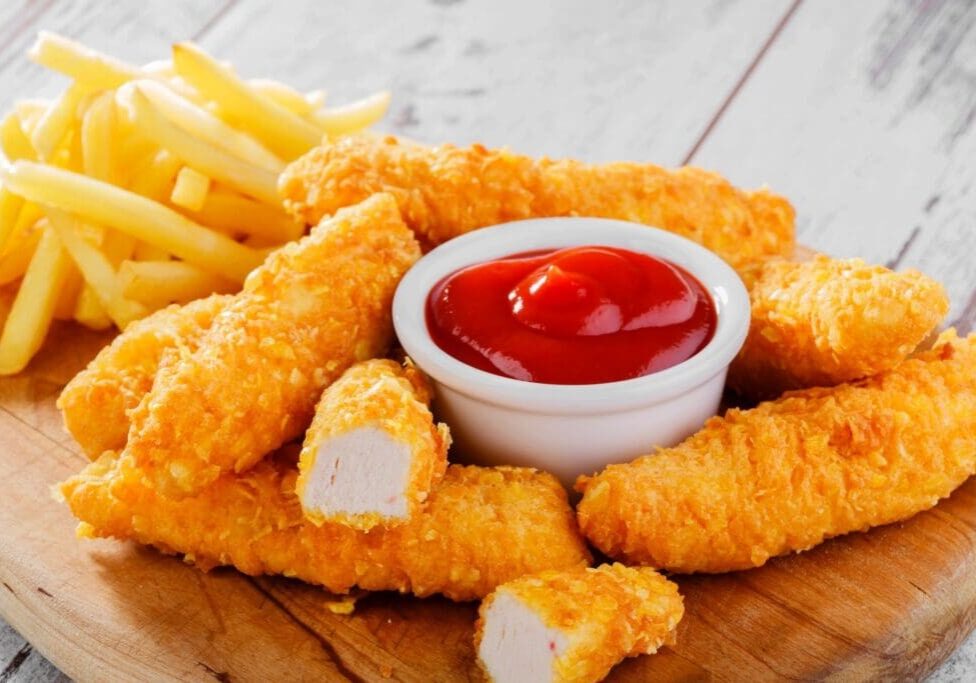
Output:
[[2, 320, 976, 682]]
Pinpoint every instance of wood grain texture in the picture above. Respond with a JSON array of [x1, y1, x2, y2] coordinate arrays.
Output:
[[2, 0, 976, 680], [2, 318, 976, 681], [197, 0, 791, 162], [689, 0, 976, 331]]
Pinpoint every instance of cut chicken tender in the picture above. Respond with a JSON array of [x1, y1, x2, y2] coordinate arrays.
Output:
[[57, 294, 229, 459], [729, 255, 949, 399], [296, 358, 450, 529], [576, 330, 976, 574], [475, 563, 683, 683], [58, 454, 591, 601], [279, 136, 795, 271], [125, 193, 421, 498]]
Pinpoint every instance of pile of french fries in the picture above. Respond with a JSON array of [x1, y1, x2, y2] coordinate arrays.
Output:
[[0, 32, 391, 374]]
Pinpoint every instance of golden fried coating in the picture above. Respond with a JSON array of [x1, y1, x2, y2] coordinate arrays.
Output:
[[729, 255, 949, 399], [57, 294, 229, 459], [295, 358, 450, 530], [475, 563, 683, 683], [59, 454, 591, 601], [279, 136, 795, 271], [125, 193, 421, 498], [576, 331, 976, 574]]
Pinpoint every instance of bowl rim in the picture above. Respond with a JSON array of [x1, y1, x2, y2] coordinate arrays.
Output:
[[393, 217, 750, 414]]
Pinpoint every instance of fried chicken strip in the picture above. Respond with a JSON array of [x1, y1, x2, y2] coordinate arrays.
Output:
[[576, 330, 976, 574], [295, 358, 450, 530], [476, 563, 683, 683], [730, 255, 949, 399], [279, 136, 794, 271], [57, 294, 229, 459], [126, 193, 421, 498], [59, 454, 591, 601]]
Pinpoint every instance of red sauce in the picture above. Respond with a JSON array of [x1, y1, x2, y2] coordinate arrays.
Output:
[[426, 246, 717, 385]]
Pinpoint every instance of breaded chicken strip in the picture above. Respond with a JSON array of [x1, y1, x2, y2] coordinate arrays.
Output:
[[57, 294, 229, 459], [279, 136, 794, 271], [476, 563, 683, 683], [576, 330, 976, 574], [126, 193, 421, 498], [730, 256, 949, 399], [296, 358, 450, 530], [59, 453, 591, 601]]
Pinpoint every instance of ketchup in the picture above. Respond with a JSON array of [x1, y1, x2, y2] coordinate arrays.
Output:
[[426, 246, 717, 385]]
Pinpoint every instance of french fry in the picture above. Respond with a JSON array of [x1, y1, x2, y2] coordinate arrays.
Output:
[[118, 86, 280, 205], [29, 31, 141, 90], [170, 166, 210, 211], [182, 187, 304, 242], [119, 259, 236, 307], [128, 149, 181, 201], [1, 113, 36, 161], [53, 264, 82, 320], [306, 89, 326, 110], [73, 285, 112, 330], [0, 226, 41, 285], [172, 42, 322, 159], [31, 83, 87, 161], [103, 230, 137, 265], [0, 285, 16, 331], [0, 226, 72, 375], [14, 100, 52, 132], [249, 78, 317, 116], [134, 79, 284, 173], [132, 241, 169, 261], [0, 161, 263, 282], [47, 210, 148, 328], [142, 59, 175, 78], [81, 92, 117, 183], [0, 188, 25, 255], [311, 91, 391, 136]]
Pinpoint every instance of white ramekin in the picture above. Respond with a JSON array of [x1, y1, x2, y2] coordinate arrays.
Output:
[[393, 218, 750, 487]]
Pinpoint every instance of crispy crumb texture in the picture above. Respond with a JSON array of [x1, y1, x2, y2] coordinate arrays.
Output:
[[279, 136, 795, 271], [123, 193, 421, 498], [296, 358, 450, 529], [60, 456, 591, 601], [577, 330, 976, 574], [475, 563, 683, 683], [730, 255, 949, 399], [57, 294, 229, 459]]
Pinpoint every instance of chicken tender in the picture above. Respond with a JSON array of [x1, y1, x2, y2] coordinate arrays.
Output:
[[576, 330, 976, 574], [279, 136, 794, 271], [58, 454, 591, 601], [57, 294, 229, 459], [296, 358, 450, 530], [476, 563, 683, 683], [126, 193, 421, 498], [730, 255, 949, 399]]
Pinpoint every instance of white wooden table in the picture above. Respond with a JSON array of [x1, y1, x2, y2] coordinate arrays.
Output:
[[2, 0, 975, 680]]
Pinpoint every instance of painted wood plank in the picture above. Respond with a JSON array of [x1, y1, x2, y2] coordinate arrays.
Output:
[[0, 0, 974, 680], [196, 0, 791, 163], [688, 0, 976, 328], [0, 1, 232, 114]]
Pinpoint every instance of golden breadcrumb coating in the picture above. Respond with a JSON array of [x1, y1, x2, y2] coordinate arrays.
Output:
[[295, 358, 450, 529], [576, 330, 976, 574], [729, 255, 949, 399], [279, 136, 795, 271], [125, 193, 421, 498], [475, 563, 683, 683], [58, 454, 591, 601], [57, 294, 229, 459]]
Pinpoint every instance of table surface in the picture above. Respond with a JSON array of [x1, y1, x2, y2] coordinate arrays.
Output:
[[1, 0, 975, 680]]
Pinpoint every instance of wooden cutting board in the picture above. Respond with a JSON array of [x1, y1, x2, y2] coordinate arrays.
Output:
[[2, 320, 976, 682]]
